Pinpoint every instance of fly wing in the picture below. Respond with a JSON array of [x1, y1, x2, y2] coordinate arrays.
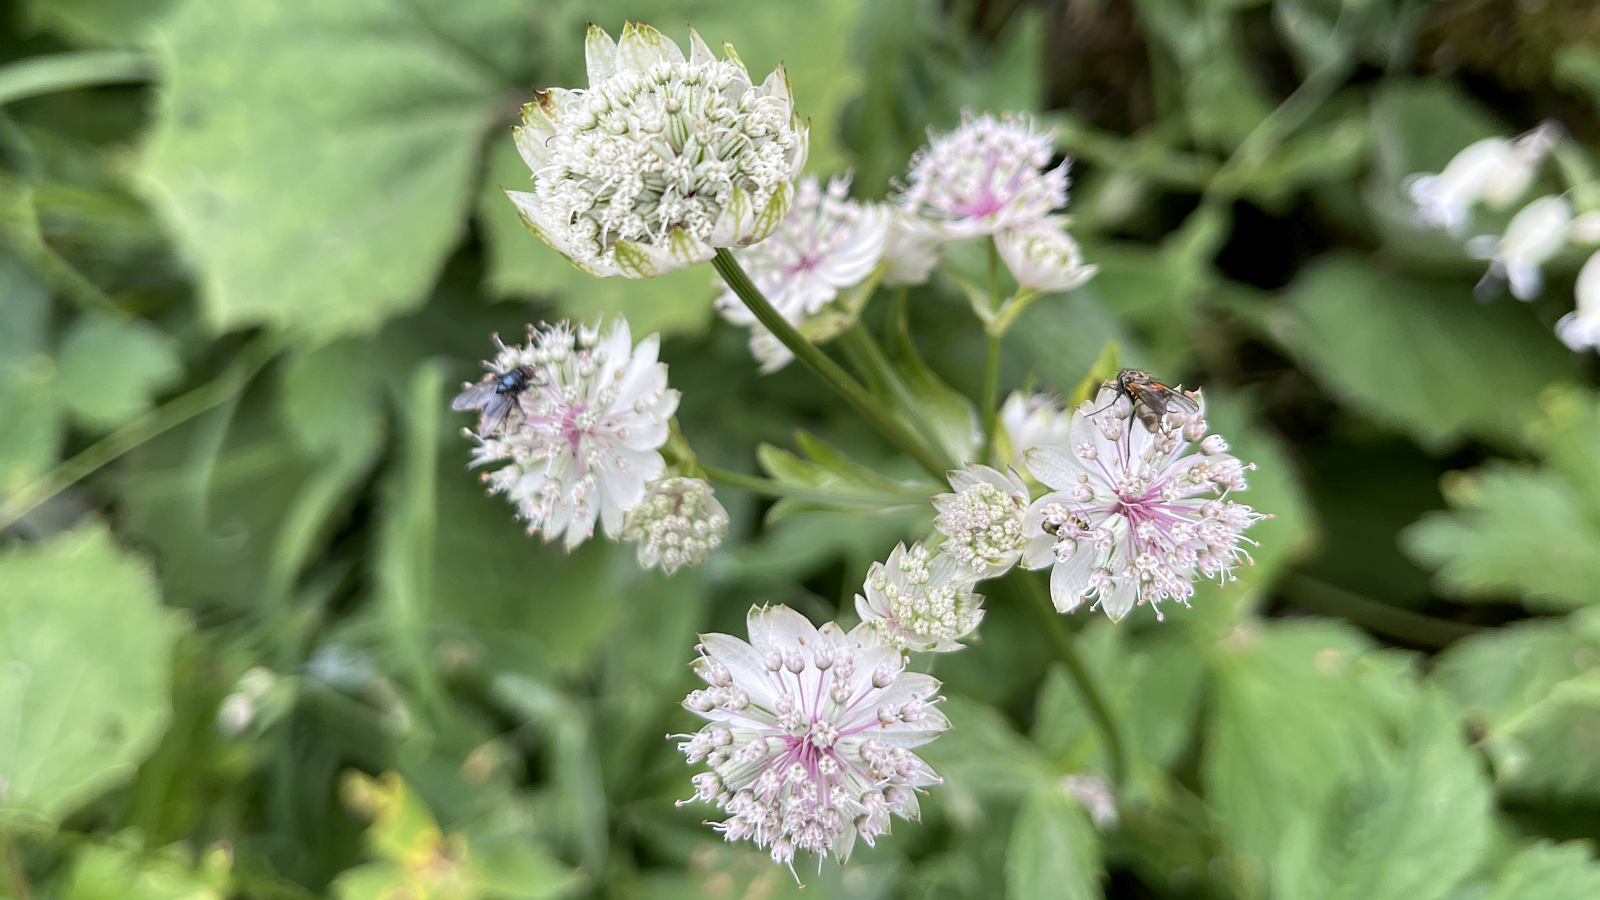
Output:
[[476, 394, 514, 437], [1158, 387, 1200, 416], [451, 378, 496, 411]]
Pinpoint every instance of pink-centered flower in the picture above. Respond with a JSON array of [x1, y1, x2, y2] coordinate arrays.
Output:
[[466, 319, 678, 549], [675, 605, 948, 871], [893, 111, 1069, 239], [1022, 387, 1266, 621], [717, 174, 889, 371]]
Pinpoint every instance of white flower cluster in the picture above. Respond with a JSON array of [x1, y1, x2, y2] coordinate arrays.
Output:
[[855, 542, 985, 652], [930, 465, 1031, 578], [621, 476, 729, 574], [894, 111, 1097, 294], [508, 23, 807, 279], [712, 110, 1095, 371], [675, 605, 948, 871], [1405, 121, 1600, 350]]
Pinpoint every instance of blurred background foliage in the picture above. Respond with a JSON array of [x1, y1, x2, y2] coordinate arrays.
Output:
[[3, 0, 1600, 898]]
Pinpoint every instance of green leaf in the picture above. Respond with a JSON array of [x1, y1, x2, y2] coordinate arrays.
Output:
[[61, 835, 233, 900], [1006, 786, 1103, 900], [278, 337, 384, 458], [24, 0, 174, 47], [491, 676, 607, 873], [755, 430, 935, 519], [1281, 253, 1575, 451], [0, 524, 185, 828], [1033, 623, 1205, 783], [1403, 389, 1600, 612], [1404, 464, 1600, 612], [1432, 615, 1600, 801], [1482, 841, 1600, 900], [138, 0, 530, 336], [1203, 619, 1412, 889], [335, 770, 579, 900], [476, 140, 718, 339], [1272, 690, 1491, 900], [56, 312, 182, 431], [0, 250, 60, 497], [1556, 46, 1600, 116]]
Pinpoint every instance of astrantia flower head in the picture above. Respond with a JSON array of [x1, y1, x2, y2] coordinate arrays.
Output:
[[508, 23, 808, 279], [717, 174, 889, 370], [894, 110, 1069, 239], [622, 476, 730, 574], [1556, 249, 1600, 352], [1022, 387, 1266, 621], [996, 218, 1097, 293], [466, 319, 678, 549], [932, 464, 1032, 579], [856, 542, 984, 652], [675, 605, 948, 871], [1469, 194, 1571, 300]]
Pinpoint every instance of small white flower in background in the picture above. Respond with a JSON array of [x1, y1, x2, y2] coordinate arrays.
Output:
[[1573, 211, 1600, 245], [466, 319, 678, 550], [1468, 194, 1572, 300], [507, 23, 808, 279], [881, 209, 942, 286], [1556, 250, 1600, 351], [996, 217, 1098, 293], [932, 464, 1032, 579], [674, 604, 948, 871], [1406, 136, 1522, 236], [716, 174, 889, 369], [1000, 391, 1071, 471], [894, 111, 1069, 239], [217, 666, 278, 736], [856, 542, 984, 652], [1481, 123, 1556, 208], [1058, 774, 1118, 828], [622, 476, 730, 574], [1022, 387, 1266, 621]]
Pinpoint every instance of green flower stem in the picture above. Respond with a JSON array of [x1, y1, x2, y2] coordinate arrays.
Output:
[[839, 321, 956, 472], [702, 462, 933, 508], [980, 330, 1002, 462], [979, 239, 1003, 460], [0, 50, 151, 106], [712, 248, 948, 479], [3, 831, 28, 900], [0, 331, 284, 530], [1015, 570, 1129, 788]]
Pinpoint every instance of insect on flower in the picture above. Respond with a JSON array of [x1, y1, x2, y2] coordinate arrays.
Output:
[[1094, 369, 1200, 433], [452, 333, 543, 437]]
